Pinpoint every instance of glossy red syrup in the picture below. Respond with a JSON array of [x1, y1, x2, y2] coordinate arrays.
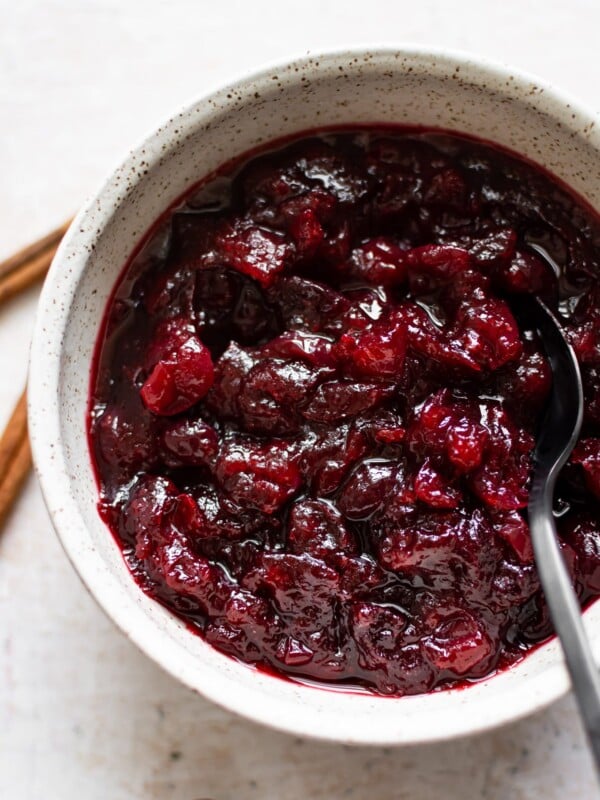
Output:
[[89, 128, 600, 696]]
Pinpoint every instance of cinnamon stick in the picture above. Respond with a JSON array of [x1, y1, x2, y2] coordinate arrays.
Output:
[[0, 249, 55, 308], [0, 218, 72, 308], [0, 390, 27, 482], [0, 390, 31, 530], [0, 219, 71, 281], [0, 219, 73, 533]]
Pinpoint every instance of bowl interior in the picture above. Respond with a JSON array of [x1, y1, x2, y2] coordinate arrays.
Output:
[[29, 48, 600, 744]]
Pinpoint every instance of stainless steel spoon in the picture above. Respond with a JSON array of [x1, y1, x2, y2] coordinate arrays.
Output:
[[520, 294, 600, 774]]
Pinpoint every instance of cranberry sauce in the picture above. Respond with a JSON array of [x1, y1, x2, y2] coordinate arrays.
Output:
[[89, 129, 600, 696]]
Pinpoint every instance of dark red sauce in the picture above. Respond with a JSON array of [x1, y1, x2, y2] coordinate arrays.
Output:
[[89, 127, 600, 696]]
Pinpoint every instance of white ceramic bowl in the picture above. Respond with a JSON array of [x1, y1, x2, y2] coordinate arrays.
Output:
[[29, 46, 600, 745]]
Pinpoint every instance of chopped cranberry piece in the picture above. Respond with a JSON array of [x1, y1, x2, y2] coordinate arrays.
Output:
[[189, 482, 270, 541], [337, 460, 400, 520], [301, 380, 394, 424], [287, 498, 357, 560], [492, 510, 534, 564], [316, 217, 355, 264], [351, 601, 436, 695], [223, 590, 278, 644], [271, 275, 350, 334], [424, 168, 467, 209], [216, 438, 301, 513], [583, 365, 600, 427], [491, 558, 540, 609], [195, 268, 279, 346], [280, 189, 337, 228], [374, 427, 406, 444], [563, 515, 600, 592], [295, 140, 370, 203], [126, 477, 236, 614], [338, 554, 386, 597], [155, 543, 233, 616], [405, 391, 495, 491], [384, 645, 437, 696], [571, 439, 600, 498], [204, 342, 256, 419], [337, 313, 406, 380], [467, 405, 533, 511], [414, 459, 461, 509], [160, 417, 218, 467], [289, 208, 325, 254], [371, 168, 422, 220], [216, 223, 293, 287], [299, 423, 368, 496], [406, 244, 471, 294], [446, 420, 488, 472], [144, 262, 196, 316], [494, 344, 552, 422], [141, 317, 214, 415], [275, 635, 314, 666], [347, 238, 408, 286], [238, 358, 321, 435], [565, 286, 600, 364], [499, 250, 553, 294], [467, 228, 517, 269], [452, 295, 522, 370], [240, 157, 310, 207], [423, 610, 494, 677], [141, 362, 178, 411], [377, 507, 501, 604], [352, 407, 405, 443], [350, 602, 407, 668], [125, 475, 179, 548], [338, 286, 390, 332], [94, 402, 157, 478], [245, 552, 341, 630], [261, 331, 337, 369], [398, 304, 481, 373]]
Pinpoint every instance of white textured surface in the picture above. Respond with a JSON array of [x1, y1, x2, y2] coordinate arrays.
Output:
[[1, 1, 599, 798]]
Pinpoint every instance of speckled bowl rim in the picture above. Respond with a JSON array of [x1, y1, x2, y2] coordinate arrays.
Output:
[[29, 45, 600, 745]]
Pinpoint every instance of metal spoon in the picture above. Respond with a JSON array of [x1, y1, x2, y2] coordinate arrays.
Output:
[[520, 294, 600, 775]]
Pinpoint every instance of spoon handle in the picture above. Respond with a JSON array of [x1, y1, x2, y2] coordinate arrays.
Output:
[[529, 479, 600, 774]]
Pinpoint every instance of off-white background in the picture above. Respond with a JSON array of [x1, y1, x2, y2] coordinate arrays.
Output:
[[1, 2, 599, 798]]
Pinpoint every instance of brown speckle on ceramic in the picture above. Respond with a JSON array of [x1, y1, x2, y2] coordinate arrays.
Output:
[[28, 47, 600, 746]]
